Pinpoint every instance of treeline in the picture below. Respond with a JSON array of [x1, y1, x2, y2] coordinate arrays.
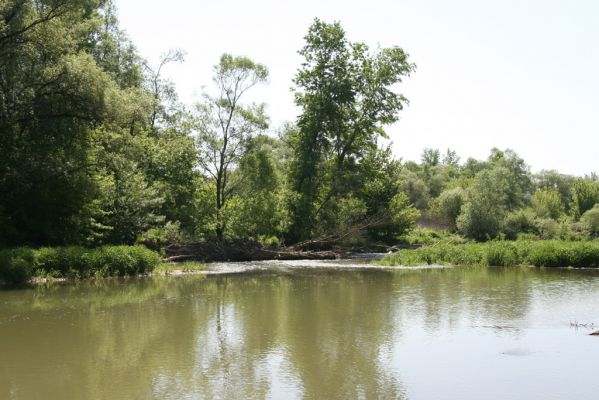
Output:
[[403, 148, 599, 240], [1, 1, 597, 252]]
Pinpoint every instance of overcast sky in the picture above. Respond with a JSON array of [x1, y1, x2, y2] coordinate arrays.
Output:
[[117, 0, 598, 175]]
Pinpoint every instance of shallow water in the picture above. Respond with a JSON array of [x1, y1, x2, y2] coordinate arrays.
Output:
[[1, 262, 598, 399]]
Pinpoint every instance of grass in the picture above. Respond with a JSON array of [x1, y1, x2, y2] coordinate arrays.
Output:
[[0, 246, 161, 286], [154, 261, 207, 274], [379, 240, 599, 268]]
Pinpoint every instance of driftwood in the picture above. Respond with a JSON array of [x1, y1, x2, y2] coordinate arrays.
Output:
[[289, 215, 391, 252], [164, 239, 337, 263], [590, 330, 599, 336]]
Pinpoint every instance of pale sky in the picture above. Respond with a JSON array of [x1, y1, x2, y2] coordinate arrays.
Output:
[[116, 0, 598, 176]]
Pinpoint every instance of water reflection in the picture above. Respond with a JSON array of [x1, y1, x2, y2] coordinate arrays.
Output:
[[0, 267, 598, 399]]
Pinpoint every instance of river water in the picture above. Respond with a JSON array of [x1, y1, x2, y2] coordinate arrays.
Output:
[[1, 260, 598, 399]]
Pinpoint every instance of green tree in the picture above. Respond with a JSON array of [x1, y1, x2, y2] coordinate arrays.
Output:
[[531, 189, 564, 220], [0, 0, 130, 245], [456, 168, 511, 240], [487, 148, 531, 210], [434, 187, 465, 230], [287, 18, 415, 242], [581, 204, 599, 237], [571, 179, 599, 220], [195, 54, 269, 239], [226, 135, 289, 240], [142, 49, 186, 131], [533, 170, 576, 212]]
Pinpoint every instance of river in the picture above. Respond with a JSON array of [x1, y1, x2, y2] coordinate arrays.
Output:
[[1, 260, 598, 399]]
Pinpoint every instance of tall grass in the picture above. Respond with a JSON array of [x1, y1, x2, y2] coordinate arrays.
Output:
[[379, 240, 599, 268], [0, 246, 161, 285]]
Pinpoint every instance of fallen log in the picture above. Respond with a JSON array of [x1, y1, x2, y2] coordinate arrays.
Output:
[[164, 239, 338, 263]]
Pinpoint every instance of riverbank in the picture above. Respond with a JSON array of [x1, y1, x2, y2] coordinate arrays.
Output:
[[379, 239, 599, 268]]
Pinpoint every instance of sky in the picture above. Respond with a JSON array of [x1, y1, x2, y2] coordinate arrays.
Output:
[[116, 0, 598, 175]]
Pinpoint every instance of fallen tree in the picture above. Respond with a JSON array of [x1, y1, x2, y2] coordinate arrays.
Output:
[[164, 239, 337, 262]]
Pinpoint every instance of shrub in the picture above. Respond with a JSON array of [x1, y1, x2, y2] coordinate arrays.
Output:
[[531, 189, 564, 219], [0, 245, 161, 285], [0, 248, 35, 285], [536, 218, 561, 239], [434, 187, 465, 229], [380, 240, 599, 268], [502, 210, 537, 240], [581, 204, 599, 237]]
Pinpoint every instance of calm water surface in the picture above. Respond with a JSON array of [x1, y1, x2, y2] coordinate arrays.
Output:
[[1, 261, 599, 399]]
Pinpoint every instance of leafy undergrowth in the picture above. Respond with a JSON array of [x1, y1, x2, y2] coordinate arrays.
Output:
[[0, 246, 161, 285], [398, 227, 469, 246], [380, 240, 599, 268]]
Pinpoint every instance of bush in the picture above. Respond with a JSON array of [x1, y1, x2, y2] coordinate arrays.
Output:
[[535, 218, 561, 239], [434, 187, 465, 229], [0, 248, 36, 285], [581, 204, 599, 237], [137, 221, 188, 250], [502, 210, 537, 240], [379, 240, 599, 268], [0, 245, 161, 285]]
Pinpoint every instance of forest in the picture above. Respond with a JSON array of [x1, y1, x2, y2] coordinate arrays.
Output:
[[1, 1, 599, 283]]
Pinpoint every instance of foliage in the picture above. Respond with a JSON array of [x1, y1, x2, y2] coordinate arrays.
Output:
[[380, 240, 599, 268], [502, 209, 538, 240], [531, 189, 564, 219], [225, 135, 289, 240], [195, 54, 269, 239], [581, 204, 599, 236], [286, 18, 414, 242], [0, 246, 161, 285], [533, 170, 576, 211], [397, 227, 465, 246], [1, 6, 596, 253], [456, 168, 510, 240], [571, 179, 599, 220], [433, 187, 465, 229], [0, 248, 36, 285], [0, 1, 196, 247]]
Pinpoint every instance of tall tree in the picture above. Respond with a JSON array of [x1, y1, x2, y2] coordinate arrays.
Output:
[[0, 0, 115, 245], [287, 19, 415, 242], [143, 49, 185, 131], [195, 54, 269, 239]]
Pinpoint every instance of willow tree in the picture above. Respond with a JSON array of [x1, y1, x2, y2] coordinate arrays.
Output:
[[195, 54, 269, 239], [286, 19, 415, 242]]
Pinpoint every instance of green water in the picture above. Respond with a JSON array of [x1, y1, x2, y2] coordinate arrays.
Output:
[[1, 262, 599, 399]]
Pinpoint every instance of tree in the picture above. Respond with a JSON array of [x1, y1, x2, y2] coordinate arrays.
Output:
[[571, 179, 599, 220], [581, 204, 599, 237], [195, 54, 269, 239], [434, 187, 465, 230], [533, 170, 576, 212], [456, 168, 511, 240], [226, 135, 289, 240], [487, 148, 531, 210], [0, 0, 124, 245], [287, 18, 415, 242], [143, 49, 186, 131], [531, 189, 564, 220]]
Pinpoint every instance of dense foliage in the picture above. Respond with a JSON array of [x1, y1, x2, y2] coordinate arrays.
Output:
[[0, 245, 160, 285], [1, 3, 597, 265], [380, 240, 599, 268]]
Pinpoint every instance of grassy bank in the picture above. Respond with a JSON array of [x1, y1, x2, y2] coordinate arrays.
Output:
[[379, 240, 599, 268], [0, 246, 161, 285]]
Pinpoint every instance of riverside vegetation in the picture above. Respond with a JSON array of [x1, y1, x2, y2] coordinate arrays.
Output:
[[1, 1, 599, 285]]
